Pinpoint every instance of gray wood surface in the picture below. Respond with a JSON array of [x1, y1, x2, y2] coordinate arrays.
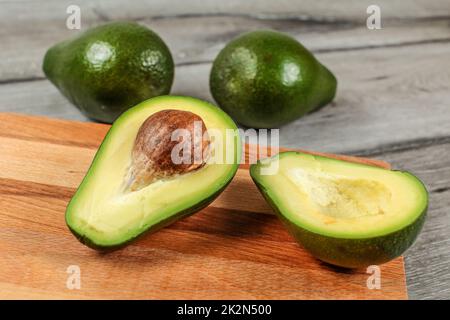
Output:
[[0, 0, 449, 299]]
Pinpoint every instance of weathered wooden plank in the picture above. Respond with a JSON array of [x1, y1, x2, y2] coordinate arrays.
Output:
[[1, 41, 449, 155], [0, 0, 449, 81], [3, 0, 449, 22], [376, 142, 450, 300], [0, 81, 88, 121]]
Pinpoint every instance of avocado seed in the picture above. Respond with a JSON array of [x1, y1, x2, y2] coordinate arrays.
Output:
[[127, 109, 210, 191]]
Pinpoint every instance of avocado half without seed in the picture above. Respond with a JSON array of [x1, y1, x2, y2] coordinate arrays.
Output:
[[66, 96, 241, 249], [250, 152, 428, 268]]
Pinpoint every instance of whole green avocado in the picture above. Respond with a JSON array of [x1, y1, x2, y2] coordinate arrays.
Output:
[[43, 21, 174, 123], [210, 30, 337, 128]]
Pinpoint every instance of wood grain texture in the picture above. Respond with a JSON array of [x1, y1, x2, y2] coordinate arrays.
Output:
[[0, 113, 407, 300], [1, 0, 450, 82], [372, 143, 450, 300]]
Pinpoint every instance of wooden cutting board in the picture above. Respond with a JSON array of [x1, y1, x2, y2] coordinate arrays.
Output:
[[0, 113, 408, 300]]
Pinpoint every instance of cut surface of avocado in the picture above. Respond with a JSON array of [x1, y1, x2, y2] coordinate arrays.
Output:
[[66, 96, 241, 249], [250, 152, 428, 267]]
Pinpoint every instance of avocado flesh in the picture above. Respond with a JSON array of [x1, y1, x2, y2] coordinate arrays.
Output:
[[250, 152, 428, 268], [43, 22, 174, 123], [66, 96, 241, 249]]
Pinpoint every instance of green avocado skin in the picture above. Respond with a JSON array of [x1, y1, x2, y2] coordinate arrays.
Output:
[[250, 164, 427, 269], [210, 30, 337, 128], [67, 181, 232, 251], [43, 22, 174, 123]]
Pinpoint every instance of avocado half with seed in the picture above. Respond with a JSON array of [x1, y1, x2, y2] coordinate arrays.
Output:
[[66, 96, 241, 249], [250, 152, 428, 268]]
